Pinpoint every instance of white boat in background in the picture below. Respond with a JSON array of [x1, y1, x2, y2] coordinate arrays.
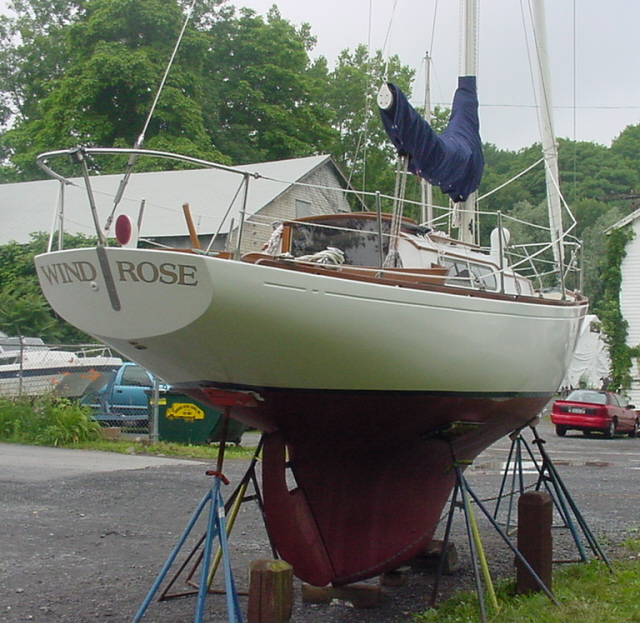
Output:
[[0, 334, 122, 398], [31, 0, 587, 588]]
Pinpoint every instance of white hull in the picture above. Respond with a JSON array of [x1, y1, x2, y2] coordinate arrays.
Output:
[[36, 246, 586, 396]]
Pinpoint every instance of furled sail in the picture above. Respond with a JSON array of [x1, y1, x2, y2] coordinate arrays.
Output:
[[379, 76, 484, 203]]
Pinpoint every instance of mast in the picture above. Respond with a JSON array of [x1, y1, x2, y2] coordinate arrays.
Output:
[[421, 52, 433, 226], [458, 0, 478, 244], [532, 0, 564, 270]]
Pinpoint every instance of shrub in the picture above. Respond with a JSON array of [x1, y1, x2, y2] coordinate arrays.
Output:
[[0, 395, 101, 445]]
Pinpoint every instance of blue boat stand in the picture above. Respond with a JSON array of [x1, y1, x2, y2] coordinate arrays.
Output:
[[158, 437, 272, 602], [493, 424, 611, 567], [131, 469, 243, 623], [428, 421, 610, 623], [132, 406, 244, 623]]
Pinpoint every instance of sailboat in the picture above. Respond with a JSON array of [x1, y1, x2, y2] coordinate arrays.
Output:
[[32, 0, 587, 586]]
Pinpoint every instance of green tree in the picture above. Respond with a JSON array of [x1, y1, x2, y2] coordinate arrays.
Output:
[[0, 0, 86, 178], [594, 225, 636, 390], [610, 122, 640, 162], [202, 5, 336, 165], [581, 206, 625, 306], [321, 44, 416, 207], [0, 0, 341, 179], [0, 233, 96, 341], [0, 280, 61, 339], [478, 143, 547, 216], [558, 139, 639, 200], [2, 0, 228, 180], [0, 0, 84, 126]]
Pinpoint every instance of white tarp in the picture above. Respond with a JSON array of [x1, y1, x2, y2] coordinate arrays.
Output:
[[561, 314, 610, 390]]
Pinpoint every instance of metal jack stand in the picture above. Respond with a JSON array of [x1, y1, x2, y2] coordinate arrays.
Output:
[[430, 437, 558, 623], [494, 423, 611, 569], [158, 437, 276, 600], [131, 408, 244, 623]]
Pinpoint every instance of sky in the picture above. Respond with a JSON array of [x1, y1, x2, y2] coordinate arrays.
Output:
[[1, 0, 638, 152], [233, 0, 640, 151]]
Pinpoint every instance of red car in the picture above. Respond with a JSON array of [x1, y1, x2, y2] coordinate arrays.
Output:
[[551, 390, 640, 438]]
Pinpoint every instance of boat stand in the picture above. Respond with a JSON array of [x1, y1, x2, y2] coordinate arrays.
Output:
[[429, 429, 558, 623], [158, 437, 276, 601], [131, 408, 247, 623], [493, 424, 611, 568]]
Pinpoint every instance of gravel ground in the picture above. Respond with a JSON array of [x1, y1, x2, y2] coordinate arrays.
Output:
[[1, 420, 639, 623]]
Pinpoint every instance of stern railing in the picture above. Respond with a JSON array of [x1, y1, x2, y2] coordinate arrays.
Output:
[[35, 147, 583, 298]]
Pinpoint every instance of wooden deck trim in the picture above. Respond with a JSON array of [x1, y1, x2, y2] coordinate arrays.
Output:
[[240, 253, 586, 307]]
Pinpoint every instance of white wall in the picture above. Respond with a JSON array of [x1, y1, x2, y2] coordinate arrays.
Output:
[[620, 219, 640, 403], [235, 163, 351, 255]]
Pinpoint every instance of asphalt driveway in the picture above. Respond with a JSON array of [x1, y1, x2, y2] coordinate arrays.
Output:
[[1, 419, 639, 623]]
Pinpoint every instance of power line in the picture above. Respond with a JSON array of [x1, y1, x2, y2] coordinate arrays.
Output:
[[412, 100, 640, 111]]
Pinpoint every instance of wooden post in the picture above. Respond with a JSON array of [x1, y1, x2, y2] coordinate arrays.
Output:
[[182, 203, 201, 250], [247, 559, 293, 623], [516, 491, 553, 594]]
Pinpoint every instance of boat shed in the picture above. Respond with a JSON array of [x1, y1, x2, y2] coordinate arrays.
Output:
[[607, 209, 640, 403], [0, 154, 353, 254]]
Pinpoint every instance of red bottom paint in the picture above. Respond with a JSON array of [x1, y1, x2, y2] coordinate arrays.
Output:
[[181, 385, 550, 586]]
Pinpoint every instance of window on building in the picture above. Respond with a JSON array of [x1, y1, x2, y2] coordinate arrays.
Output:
[[295, 199, 313, 218]]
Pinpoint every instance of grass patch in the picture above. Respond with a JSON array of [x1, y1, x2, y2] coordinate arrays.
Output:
[[413, 557, 640, 623], [69, 438, 253, 460]]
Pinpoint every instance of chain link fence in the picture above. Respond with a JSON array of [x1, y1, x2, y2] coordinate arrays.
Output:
[[0, 335, 151, 436]]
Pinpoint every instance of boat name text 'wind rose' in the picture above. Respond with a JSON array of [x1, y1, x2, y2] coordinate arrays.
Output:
[[38, 260, 199, 287]]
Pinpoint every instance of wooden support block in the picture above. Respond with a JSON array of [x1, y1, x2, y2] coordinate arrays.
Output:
[[380, 566, 410, 587], [408, 540, 459, 575], [300, 584, 332, 605], [301, 582, 381, 609], [516, 491, 553, 595], [247, 559, 293, 623]]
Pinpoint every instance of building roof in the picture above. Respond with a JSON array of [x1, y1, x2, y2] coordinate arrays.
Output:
[[0, 154, 344, 245], [606, 206, 640, 233]]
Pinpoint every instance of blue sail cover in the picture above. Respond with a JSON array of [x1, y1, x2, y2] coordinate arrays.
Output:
[[379, 76, 484, 203]]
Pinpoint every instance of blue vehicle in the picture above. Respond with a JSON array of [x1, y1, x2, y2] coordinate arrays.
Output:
[[83, 362, 162, 427], [83, 363, 248, 443]]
